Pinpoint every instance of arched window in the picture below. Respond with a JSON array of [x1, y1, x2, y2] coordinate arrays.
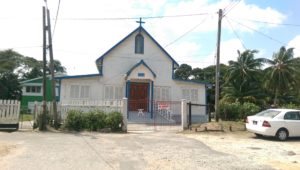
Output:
[[135, 34, 144, 54]]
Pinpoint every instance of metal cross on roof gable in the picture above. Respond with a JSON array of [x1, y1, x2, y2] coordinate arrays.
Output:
[[136, 17, 145, 27]]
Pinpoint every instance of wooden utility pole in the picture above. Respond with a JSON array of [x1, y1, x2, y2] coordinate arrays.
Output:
[[40, 6, 47, 131], [215, 9, 222, 122], [46, 9, 59, 129]]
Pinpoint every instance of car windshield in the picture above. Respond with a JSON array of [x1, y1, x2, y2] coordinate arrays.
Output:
[[255, 110, 281, 118]]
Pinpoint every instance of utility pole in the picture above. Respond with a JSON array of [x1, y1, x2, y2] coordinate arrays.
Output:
[[215, 9, 222, 122], [46, 9, 59, 129], [40, 6, 47, 131]]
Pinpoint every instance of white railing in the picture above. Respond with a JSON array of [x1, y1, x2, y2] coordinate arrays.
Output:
[[59, 100, 123, 120], [31, 100, 123, 121], [0, 100, 20, 124]]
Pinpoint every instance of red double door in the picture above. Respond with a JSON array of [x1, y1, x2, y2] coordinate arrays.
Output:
[[129, 82, 149, 112]]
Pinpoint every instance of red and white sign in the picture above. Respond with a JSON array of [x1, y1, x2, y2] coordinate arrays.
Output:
[[158, 102, 170, 110]]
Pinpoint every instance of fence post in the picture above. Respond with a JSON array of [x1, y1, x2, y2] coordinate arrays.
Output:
[[188, 102, 192, 129], [181, 99, 188, 130], [122, 98, 128, 132]]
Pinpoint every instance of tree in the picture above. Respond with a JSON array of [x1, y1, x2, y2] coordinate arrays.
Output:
[[191, 68, 203, 80], [22, 59, 66, 80], [223, 50, 265, 104], [0, 50, 24, 99], [0, 49, 67, 100], [47, 60, 66, 74], [263, 46, 300, 105], [190, 64, 228, 113], [0, 49, 23, 74], [0, 73, 21, 100], [174, 64, 192, 80]]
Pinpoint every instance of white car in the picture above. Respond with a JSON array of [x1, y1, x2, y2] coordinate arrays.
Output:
[[246, 109, 300, 141]]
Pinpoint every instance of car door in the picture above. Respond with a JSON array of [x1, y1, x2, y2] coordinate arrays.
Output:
[[283, 111, 300, 137]]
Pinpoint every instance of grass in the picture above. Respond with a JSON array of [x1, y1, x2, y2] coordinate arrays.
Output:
[[19, 114, 33, 122]]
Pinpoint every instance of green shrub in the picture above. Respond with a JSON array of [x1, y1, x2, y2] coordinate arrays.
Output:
[[105, 111, 123, 131], [280, 103, 300, 109], [65, 110, 85, 131], [220, 102, 260, 120], [240, 102, 260, 118], [64, 110, 123, 132], [84, 110, 107, 131], [219, 102, 241, 120]]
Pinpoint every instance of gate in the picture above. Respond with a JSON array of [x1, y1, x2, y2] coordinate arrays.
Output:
[[127, 100, 182, 131], [187, 102, 209, 128], [0, 100, 20, 130]]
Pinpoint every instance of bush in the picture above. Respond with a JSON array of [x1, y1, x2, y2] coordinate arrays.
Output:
[[220, 102, 260, 120], [64, 110, 123, 132], [241, 102, 260, 118], [219, 102, 241, 120], [84, 110, 107, 131], [65, 110, 85, 131], [105, 111, 123, 131], [280, 103, 300, 109]]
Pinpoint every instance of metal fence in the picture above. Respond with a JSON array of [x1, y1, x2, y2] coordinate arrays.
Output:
[[187, 102, 209, 128]]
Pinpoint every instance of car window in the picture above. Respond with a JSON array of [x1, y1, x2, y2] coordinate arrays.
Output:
[[284, 112, 300, 120], [256, 110, 280, 118]]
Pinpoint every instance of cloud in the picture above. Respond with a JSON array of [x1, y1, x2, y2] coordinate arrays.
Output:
[[0, 0, 288, 75], [288, 35, 300, 58]]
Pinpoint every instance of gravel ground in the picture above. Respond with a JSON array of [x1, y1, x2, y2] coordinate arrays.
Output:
[[184, 131, 300, 170], [0, 130, 273, 170]]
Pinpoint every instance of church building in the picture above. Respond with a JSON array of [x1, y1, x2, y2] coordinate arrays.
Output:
[[57, 23, 209, 122]]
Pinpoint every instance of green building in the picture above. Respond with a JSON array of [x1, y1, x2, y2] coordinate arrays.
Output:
[[20, 76, 61, 113]]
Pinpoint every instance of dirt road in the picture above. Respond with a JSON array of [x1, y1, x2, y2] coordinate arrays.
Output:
[[184, 131, 300, 170], [0, 130, 272, 170]]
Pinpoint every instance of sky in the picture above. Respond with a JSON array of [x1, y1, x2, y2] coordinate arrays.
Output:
[[0, 0, 299, 75]]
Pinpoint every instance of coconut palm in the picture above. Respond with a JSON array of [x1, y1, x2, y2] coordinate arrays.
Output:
[[223, 50, 264, 104], [226, 50, 263, 83], [263, 46, 300, 105]]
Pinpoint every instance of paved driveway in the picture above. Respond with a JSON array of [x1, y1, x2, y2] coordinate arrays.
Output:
[[0, 130, 272, 170]]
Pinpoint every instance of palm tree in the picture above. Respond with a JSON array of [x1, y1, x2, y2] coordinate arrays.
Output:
[[263, 46, 300, 105], [226, 50, 263, 83], [223, 50, 264, 104]]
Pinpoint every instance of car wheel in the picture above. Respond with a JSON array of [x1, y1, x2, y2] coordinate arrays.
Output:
[[276, 129, 288, 141]]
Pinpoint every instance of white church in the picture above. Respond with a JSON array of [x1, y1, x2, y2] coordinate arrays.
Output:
[[57, 24, 209, 122]]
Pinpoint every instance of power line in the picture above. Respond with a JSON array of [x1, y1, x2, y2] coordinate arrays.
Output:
[[229, 17, 300, 27], [224, 16, 247, 50], [223, 1, 236, 13], [57, 12, 210, 21], [52, 0, 61, 39], [223, 0, 241, 16], [227, 18, 300, 52], [227, 17, 300, 54], [0, 45, 42, 49], [164, 16, 209, 48]]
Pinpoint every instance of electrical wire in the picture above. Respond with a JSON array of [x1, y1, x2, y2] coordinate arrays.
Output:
[[223, 0, 236, 13], [0, 45, 42, 50], [52, 0, 61, 39], [228, 17, 289, 46], [229, 17, 300, 27], [164, 16, 209, 48], [227, 17, 300, 53], [57, 12, 210, 21], [223, 0, 241, 16], [224, 16, 247, 50]]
